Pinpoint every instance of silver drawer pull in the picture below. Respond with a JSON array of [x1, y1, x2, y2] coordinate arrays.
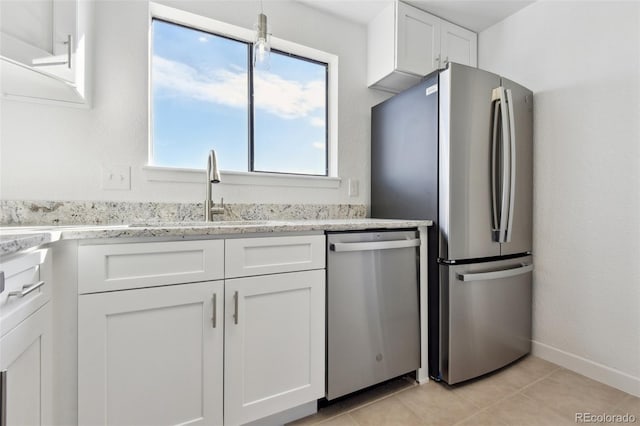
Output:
[[233, 291, 239, 325], [212, 293, 217, 328], [7, 281, 45, 298], [330, 239, 420, 252]]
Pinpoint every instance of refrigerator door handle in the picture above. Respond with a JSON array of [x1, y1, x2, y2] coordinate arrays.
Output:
[[457, 264, 533, 282], [491, 87, 510, 243], [505, 88, 517, 242], [491, 101, 500, 234]]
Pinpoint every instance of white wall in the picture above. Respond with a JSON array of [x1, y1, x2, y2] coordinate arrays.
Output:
[[0, 0, 386, 205], [480, 1, 640, 395]]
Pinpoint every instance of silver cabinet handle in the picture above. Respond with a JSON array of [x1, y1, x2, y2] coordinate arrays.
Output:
[[7, 281, 45, 298], [0, 271, 4, 294], [233, 291, 239, 325], [1, 370, 6, 426], [457, 264, 533, 282], [32, 34, 72, 68], [212, 293, 217, 328], [330, 239, 420, 253], [66, 34, 72, 68]]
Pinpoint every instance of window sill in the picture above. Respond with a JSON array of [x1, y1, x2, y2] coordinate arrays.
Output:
[[142, 165, 342, 189]]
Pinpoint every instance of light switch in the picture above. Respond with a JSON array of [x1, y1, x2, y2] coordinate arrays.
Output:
[[102, 165, 131, 190], [348, 178, 359, 197]]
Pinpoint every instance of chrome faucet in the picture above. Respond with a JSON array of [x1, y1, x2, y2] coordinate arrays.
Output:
[[205, 149, 224, 221]]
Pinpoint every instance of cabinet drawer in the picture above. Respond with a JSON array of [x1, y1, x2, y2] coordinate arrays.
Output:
[[0, 249, 50, 337], [78, 240, 224, 294], [225, 235, 325, 278]]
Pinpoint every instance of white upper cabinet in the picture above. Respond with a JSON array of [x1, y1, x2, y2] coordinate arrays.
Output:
[[395, 2, 441, 76], [368, 1, 477, 93], [440, 20, 478, 68], [0, 0, 93, 106]]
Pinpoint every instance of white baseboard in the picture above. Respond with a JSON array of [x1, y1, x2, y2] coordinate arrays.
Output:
[[532, 340, 640, 397]]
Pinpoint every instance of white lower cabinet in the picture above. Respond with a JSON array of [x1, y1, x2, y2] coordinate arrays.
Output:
[[77, 235, 326, 426], [224, 270, 326, 426], [0, 303, 52, 426], [0, 249, 52, 426], [78, 280, 224, 426]]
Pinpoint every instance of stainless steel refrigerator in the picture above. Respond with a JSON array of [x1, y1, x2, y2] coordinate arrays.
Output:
[[371, 63, 534, 384]]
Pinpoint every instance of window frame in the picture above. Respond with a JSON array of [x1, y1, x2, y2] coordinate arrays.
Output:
[[147, 2, 339, 184]]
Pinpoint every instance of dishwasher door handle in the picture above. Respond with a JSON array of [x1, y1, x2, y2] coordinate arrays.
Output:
[[330, 239, 420, 252]]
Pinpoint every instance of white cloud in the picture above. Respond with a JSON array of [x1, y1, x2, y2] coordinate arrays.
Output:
[[198, 36, 209, 43], [312, 141, 325, 150], [152, 55, 325, 120], [153, 56, 247, 107], [254, 73, 325, 119], [309, 117, 325, 128]]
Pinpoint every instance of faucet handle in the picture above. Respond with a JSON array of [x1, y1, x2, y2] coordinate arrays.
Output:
[[211, 197, 225, 215]]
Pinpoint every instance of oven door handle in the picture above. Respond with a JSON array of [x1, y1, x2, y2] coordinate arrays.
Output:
[[330, 239, 420, 252]]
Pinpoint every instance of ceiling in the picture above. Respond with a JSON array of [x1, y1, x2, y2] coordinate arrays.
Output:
[[296, 1, 535, 32]]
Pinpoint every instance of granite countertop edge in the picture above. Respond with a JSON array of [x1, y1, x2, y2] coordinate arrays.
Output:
[[0, 219, 433, 257]]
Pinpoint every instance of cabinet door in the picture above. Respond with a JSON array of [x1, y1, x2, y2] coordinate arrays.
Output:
[[396, 1, 441, 76], [0, 303, 52, 426], [0, 0, 92, 105], [78, 281, 224, 426], [440, 21, 477, 68], [225, 270, 325, 425]]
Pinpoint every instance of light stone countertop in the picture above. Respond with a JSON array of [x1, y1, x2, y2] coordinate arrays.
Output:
[[0, 219, 432, 257], [0, 232, 55, 256]]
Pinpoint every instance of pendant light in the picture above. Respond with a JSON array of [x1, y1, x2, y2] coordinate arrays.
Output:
[[253, 1, 271, 69]]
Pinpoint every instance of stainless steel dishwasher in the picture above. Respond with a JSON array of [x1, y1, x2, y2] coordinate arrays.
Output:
[[326, 230, 421, 400]]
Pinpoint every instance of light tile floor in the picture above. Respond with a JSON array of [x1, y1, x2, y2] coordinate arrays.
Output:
[[288, 356, 640, 426]]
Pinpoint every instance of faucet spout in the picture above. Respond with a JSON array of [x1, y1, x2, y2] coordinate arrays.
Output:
[[205, 149, 224, 221], [208, 149, 221, 183]]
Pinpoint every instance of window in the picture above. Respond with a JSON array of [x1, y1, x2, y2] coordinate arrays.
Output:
[[150, 11, 332, 177]]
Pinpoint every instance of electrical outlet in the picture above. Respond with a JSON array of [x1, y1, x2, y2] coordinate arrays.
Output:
[[102, 165, 131, 190], [348, 178, 359, 197]]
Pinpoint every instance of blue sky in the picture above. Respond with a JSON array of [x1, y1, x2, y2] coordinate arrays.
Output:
[[151, 19, 327, 175]]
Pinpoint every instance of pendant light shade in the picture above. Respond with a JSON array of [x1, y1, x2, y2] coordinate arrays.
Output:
[[253, 11, 270, 69]]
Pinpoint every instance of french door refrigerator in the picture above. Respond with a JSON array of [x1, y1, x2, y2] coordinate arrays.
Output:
[[371, 63, 534, 384]]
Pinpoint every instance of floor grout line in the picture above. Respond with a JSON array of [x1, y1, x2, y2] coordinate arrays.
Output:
[[292, 363, 629, 426], [452, 362, 565, 425]]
